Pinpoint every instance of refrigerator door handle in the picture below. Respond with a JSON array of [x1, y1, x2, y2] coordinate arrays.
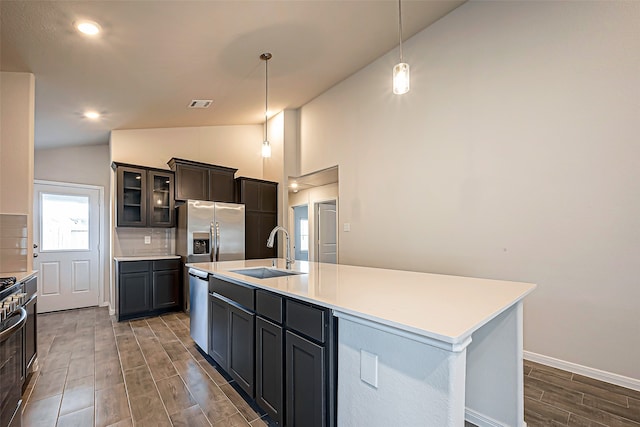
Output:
[[210, 221, 215, 262], [215, 222, 221, 262]]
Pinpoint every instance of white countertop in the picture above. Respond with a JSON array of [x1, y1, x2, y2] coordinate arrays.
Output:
[[0, 270, 38, 283], [114, 255, 181, 261], [187, 259, 536, 345]]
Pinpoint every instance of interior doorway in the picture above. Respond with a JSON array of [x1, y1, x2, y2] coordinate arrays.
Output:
[[33, 181, 103, 313], [292, 205, 309, 261], [316, 200, 337, 264]]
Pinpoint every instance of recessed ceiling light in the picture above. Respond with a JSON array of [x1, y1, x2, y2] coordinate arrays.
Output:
[[84, 111, 100, 119], [75, 20, 101, 36]]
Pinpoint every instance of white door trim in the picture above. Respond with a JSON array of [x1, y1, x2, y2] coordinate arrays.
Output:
[[34, 179, 105, 307]]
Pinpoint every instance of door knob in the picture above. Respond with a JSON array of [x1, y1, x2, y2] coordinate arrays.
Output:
[[33, 243, 38, 249], [33, 253, 38, 257]]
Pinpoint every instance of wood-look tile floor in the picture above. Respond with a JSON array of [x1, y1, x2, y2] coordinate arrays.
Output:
[[524, 360, 640, 427], [22, 307, 640, 427], [22, 307, 268, 427]]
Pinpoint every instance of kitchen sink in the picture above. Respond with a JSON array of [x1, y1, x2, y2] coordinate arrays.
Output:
[[230, 267, 305, 279]]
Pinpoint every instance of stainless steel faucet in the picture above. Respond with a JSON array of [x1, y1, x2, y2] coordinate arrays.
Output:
[[266, 226, 295, 269]]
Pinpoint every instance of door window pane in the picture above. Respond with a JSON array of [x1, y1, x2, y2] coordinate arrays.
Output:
[[41, 194, 89, 251]]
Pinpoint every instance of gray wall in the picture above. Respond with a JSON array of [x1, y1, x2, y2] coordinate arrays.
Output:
[[299, 1, 640, 380]]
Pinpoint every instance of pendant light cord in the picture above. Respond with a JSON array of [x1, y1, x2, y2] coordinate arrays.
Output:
[[398, 0, 404, 62], [264, 56, 268, 141]]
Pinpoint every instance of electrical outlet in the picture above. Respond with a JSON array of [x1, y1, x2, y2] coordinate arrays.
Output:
[[360, 349, 378, 388], [144, 236, 151, 244]]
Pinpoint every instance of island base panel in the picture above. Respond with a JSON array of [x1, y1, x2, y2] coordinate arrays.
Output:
[[466, 302, 525, 427], [337, 316, 467, 427]]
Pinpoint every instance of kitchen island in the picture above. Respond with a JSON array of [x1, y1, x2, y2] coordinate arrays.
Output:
[[188, 259, 536, 427]]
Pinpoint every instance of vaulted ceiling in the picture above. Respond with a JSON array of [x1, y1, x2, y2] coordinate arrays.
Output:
[[1, 1, 465, 149]]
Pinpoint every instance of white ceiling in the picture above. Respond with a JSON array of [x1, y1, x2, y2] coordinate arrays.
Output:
[[1, 0, 465, 149]]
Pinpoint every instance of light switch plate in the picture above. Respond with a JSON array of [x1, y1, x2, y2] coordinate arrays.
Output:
[[343, 223, 351, 232], [144, 236, 151, 244], [360, 349, 378, 388]]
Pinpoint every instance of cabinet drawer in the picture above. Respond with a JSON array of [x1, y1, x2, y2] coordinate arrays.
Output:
[[210, 277, 255, 310], [119, 261, 150, 274], [256, 290, 283, 324], [153, 259, 181, 271], [285, 300, 326, 344]]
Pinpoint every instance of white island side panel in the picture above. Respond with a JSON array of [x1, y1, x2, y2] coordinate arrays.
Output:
[[337, 316, 467, 427]]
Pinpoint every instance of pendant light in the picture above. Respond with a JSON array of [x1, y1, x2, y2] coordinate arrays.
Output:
[[393, 0, 410, 95], [261, 52, 272, 158]]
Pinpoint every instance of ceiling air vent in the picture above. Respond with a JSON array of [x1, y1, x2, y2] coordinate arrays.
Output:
[[188, 99, 213, 109]]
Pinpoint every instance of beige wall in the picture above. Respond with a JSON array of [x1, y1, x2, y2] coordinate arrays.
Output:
[[0, 72, 35, 271], [110, 124, 265, 177], [299, 1, 640, 380], [34, 144, 111, 304]]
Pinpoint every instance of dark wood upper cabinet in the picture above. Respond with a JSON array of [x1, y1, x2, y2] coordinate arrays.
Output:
[[168, 158, 237, 203], [173, 162, 208, 201], [236, 177, 278, 259], [148, 170, 175, 227], [113, 163, 175, 228]]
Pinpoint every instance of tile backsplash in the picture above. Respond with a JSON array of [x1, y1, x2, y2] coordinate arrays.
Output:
[[114, 227, 175, 256], [0, 214, 28, 272]]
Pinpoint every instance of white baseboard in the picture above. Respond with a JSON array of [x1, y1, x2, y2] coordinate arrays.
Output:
[[465, 408, 507, 427], [465, 408, 528, 427], [99, 301, 115, 316], [524, 351, 640, 392]]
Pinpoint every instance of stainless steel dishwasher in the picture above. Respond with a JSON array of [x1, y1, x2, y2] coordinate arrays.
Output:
[[188, 268, 209, 352]]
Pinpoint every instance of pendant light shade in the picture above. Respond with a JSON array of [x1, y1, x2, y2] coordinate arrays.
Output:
[[393, 62, 410, 95], [261, 52, 272, 158], [262, 140, 271, 158], [393, 0, 410, 95]]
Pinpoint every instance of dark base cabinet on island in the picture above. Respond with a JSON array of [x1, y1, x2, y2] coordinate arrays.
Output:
[[115, 259, 181, 321], [205, 276, 336, 427]]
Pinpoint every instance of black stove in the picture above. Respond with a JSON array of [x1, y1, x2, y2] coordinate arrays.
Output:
[[0, 277, 19, 300]]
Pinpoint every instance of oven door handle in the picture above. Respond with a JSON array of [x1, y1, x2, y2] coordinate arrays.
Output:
[[0, 306, 27, 342]]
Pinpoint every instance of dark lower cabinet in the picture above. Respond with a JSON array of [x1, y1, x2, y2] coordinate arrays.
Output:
[[286, 331, 326, 427], [207, 278, 335, 426], [116, 259, 181, 321], [209, 293, 255, 397], [152, 269, 180, 309], [228, 304, 255, 396], [120, 271, 151, 317], [209, 294, 229, 369], [256, 316, 283, 425]]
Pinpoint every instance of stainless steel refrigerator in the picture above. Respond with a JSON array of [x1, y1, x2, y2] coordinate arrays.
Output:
[[176, 200, 245, 265], [177, 200, 245, 352]]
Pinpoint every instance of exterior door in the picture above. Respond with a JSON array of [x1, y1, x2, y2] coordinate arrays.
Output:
[[316, 201, 337, 264], [33, 181, 101, 313]]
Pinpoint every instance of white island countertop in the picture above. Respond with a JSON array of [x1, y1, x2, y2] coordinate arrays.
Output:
[[114, 255, 181, 261], [187, 259, 536, 346]]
